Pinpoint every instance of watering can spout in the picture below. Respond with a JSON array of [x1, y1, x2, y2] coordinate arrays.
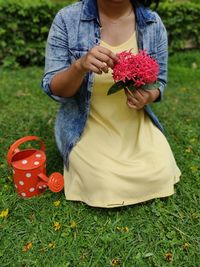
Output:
[[37, 173, 64, 193]]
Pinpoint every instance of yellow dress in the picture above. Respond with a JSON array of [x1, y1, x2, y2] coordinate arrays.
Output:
[[64, 32, 181, 208]]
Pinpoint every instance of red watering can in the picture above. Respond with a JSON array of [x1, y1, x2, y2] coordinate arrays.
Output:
[[7, 136, 64, 198]]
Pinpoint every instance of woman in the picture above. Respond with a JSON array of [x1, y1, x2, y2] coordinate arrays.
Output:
[[41, 0, 181, 208]]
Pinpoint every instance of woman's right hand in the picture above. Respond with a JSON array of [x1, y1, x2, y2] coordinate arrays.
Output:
[[76, 46, 118, 75], [50, 46, 118, 97]]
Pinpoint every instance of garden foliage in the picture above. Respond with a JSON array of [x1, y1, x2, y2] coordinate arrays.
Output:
[[0, 0, 64, 67], [158, 2, 200, 52], [0, 0, 199, 66]]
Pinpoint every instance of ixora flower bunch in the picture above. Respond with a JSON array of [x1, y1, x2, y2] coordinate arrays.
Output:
[[107, 50, 160, 95]]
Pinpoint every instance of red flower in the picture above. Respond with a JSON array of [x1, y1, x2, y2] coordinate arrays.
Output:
[[107, 50, 160, 95], [113, 50, 159, 87]]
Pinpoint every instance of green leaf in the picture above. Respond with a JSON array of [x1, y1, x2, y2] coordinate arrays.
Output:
[[107, 81, 125, 95], [128, 84, 137, 91], [141, 82, 160, 90]]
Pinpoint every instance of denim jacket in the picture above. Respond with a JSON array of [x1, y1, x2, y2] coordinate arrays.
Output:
[[41, 0, 168, 167]]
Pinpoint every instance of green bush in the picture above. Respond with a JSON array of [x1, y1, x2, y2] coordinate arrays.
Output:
[[0, 0, 199, 67], [0, 0, 73, 67], [158, 2, 200, 52]]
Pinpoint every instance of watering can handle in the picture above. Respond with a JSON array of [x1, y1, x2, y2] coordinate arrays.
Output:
[[7, 136, 45, 166]]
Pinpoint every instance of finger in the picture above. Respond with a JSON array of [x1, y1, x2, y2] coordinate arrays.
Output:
[[97, 52, 115, 69], [126, 89, 147, 107], [127, 99, 140, 110], [90, 58, 109, 73], [101, 62, 109, 73], [88, 63, 102, 74], [136, 88, 148, 97], [89, 46, 117, 69], [97, 46, 118, 62], [126, 93, 144, 110], [125, 88, 134, 96], [132, 89, 146, 102], [125, 89, 139, 102], [95, 51, 114, 69], [127, 95, 140, 106]]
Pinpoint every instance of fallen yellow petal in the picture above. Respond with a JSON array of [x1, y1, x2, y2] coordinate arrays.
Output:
[[123, 226, 129, 232], [48, 242, 56, 249], [165, 252, 173, 262], [111, 258, 121, 265], [54, 222, 61, 231], [22, 242, 33, 252], [7, 176, 12, 182], [182, 243, 190, 251], [53, 200, 61, 207], [69, 220, 77, 229], [190, 166, 198, 172], [180, 87, 187, 92], [0, 208, 9, 218], [185, 147, 192, 153]]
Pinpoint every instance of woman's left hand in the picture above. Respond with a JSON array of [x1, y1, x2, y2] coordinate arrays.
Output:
[[125, 88, 160, 110]]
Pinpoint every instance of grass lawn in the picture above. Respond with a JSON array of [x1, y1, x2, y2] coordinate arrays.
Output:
[[0, 50, 200, 266]]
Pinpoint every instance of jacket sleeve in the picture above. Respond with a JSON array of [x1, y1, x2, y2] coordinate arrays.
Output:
[[154, 13, 168, 102], [41, 10, 71, 103]]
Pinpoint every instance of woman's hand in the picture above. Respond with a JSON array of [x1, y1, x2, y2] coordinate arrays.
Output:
[[125, 88, 160, 110], [50, 46, 117, 98], [75, 46, 118, 75]]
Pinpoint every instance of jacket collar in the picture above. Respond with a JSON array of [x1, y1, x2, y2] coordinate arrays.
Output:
[[81, 0, 156, 28]]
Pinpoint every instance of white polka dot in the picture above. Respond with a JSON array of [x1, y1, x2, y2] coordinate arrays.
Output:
[[29, 187, 35, 192], [13, 169, 15, 174], [21, 192, 26, 197], [36, 154, 41, 158], [43, 185, 47, 188], [22, 160, 28, 164], [39, 186, 43, 189], [15, 184, 18, 188], [26, 173, 31, 178], [19, 181, 24, 186], [34, 161, 39, 165]]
